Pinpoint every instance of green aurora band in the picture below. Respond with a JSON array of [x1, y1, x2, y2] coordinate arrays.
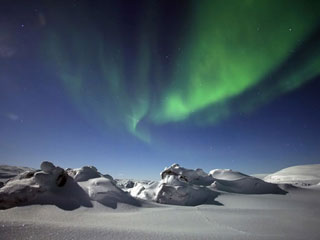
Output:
[[46, 0, 320, 142]]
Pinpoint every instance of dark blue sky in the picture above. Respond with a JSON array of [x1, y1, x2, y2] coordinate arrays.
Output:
[[0, 0, 320, 179]]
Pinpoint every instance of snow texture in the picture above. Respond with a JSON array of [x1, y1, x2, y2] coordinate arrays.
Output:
[[264, 164, 320, 186], [209, 169, 286, 194], [1, 162, 320, 239]]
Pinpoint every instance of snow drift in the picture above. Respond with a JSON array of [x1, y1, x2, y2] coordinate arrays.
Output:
[[128, 164, 286, 206], [0, 162, 289, 209], [128, 164, 219, 206], [0, 165, 35, 184], [0, 161, 136, 210], [264, 164, 320, 186], [209, 169, 286, 194]]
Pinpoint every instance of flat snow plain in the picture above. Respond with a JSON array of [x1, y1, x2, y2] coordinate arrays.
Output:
[[1, 164, 320, 240]]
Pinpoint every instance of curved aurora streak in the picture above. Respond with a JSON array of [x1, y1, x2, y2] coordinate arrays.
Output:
[[45, 0, 320, 142]]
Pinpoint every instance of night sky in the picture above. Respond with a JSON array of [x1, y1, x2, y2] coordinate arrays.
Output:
[[1, 0, 320, 179]]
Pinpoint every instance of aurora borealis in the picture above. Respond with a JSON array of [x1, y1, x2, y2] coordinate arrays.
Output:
[[45, 0, 320, 141], [1, 0, 320, 178]]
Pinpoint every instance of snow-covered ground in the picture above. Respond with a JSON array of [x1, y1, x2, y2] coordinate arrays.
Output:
[[264, 164, 320, 186], [1, 162, 320, 239]]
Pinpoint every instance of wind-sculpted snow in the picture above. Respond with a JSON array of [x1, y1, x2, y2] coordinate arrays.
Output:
[[264, 164, 320, 186], [209, 169, 286, 194], [115, 179, 136, 189], [209, 169, 250, 180], [0, 162, 290, 209], [0, 162, 135, 210], [0, 165, 35, 184], [0, 161, 69, 209], [161, 164, 215, 186], [129, 164, 220, 206], [128, 164, 286, 205], [66, 166, 109, 182], [1, 163, 320, 240], [78, 177, 140, 208]]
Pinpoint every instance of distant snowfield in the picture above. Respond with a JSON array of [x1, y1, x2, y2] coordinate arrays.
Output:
[[1, 162, 320, 240]]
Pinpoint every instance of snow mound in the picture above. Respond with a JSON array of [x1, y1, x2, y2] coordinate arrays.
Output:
[[115, 179, 136, 189], [79, 177, 140, 208], [0, 165, 35, 183], [129, 181, 159, 201], [209, 169, 249, 180], [161, 163, 214, 186], [264, 164, 320, 186], [67, 166, 108, 182], [0, 162, 139, 210], [0, 162, 68, 209], [209, 169, 285, 194], [211, 177, 286, 194], [129, 164, 219, 206], [0, 175, 43, 209]]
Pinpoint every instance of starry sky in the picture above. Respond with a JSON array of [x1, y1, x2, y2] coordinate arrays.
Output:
[[1, 0, 320, 179]]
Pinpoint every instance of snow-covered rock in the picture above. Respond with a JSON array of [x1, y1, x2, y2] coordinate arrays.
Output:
[[264, 164, 320, 186]]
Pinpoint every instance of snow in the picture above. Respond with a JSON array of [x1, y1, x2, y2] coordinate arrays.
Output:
[[78, 177, 140, 208], [128, 164, 219, 206], [264, 164, 320, 186], [0, 165, 35, 184], [209, 169, 286, 194], [115, 179, 136, 189], [1, 162, 320, 239], [209, 169, 249, 180], [67, 166, 104, 182]]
